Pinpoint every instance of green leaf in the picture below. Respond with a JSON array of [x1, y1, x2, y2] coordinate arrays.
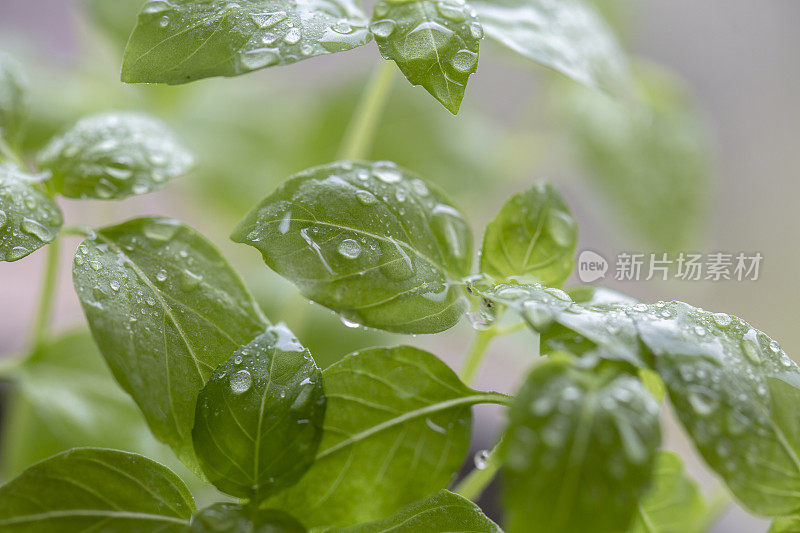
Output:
[[370, 0, 482, 114], [267, 345, 503, 528], [0, 330, 170, 480], [0, 164, 62, 262], [122, 0, 371, 84], [635, 301, 800, 516], [502, 355, 661, 533], [233, 160, 473, 334], [319, 490, 502, 532], [556, 64, 711, 250], [472, 281, 647, 367], [771, 516, 800, 533], [37, 112, 193, 200], [0, 52, 27, 145], [72, 217, 267, 470], [629, 451, 706, 533], [0, 448, 195, 532], [189, 504, 305, 533], [470, 0, 629, 95], [193, 324, 325, 501], [480, 182, 577, 287]]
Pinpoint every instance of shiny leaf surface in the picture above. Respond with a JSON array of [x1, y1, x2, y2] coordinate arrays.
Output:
[[233, 160, 473, 334], [189, 503, 305, 532], [38, 112, 193, 199], [72, 217, 267, 469], [122, 0, 371, 84], [0, 164, 62, 262], [193, 325, 325, 501], [0, 448, 194, 532]]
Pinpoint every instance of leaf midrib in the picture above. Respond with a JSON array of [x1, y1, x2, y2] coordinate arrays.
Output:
[[0, 510, 188, 526]]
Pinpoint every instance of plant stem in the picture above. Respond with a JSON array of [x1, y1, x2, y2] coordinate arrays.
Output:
[[338, 61, 396, 160], [28, 237, 61, 353], [454, 441, 503, 501], [459, 329, 497, 385]]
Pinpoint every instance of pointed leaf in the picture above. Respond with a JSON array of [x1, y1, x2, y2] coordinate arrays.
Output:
[[471, 0, 629, 95], [233, 160, 473, 334], [0, 448, 194, 532], [0, 52, 27, 145], [193, 324, 325, 501], [502, 355, 661, 533], [480, 182, 577, 286], [267, 345, 504, 527], [371, 0, 482, 113], [189, 504, 305, 532], [122, 0, 371, 84], [72, 217, 267, 470], [320, 490, 502, 532], [630, 451, 706, 533], [634, 301, 800, 516], [37, 112, 193, 199], [0, 164, 62, 262]]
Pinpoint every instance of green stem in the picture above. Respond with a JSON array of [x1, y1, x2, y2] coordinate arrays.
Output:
[[338, 61, 396, 160], [459, 329, 497, 385], [454, 440, 503, 501], [28, 237, 61, 353]]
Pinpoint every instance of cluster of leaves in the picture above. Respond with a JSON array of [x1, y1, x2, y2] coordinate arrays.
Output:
[[120, 0, 629, 114]]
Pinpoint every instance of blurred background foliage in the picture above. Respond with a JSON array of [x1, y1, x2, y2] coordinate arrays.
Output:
[[5, 1, 799, 531]]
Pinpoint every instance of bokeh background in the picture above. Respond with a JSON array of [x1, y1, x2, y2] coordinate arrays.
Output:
[[0, 1, 798, 531]]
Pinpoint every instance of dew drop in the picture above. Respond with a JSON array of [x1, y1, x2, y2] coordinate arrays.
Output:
[[21, 218, 53, 242], [712, 312, 732, 327], [436, 1, 467, 22], [546, 210, 576, 247], [241, 48, 279, 69], [340, 316, 360, 329], [372, 161, 402, 183], [473, 449, 490, 470], [109, 279, 121, 291], [279, 211, 292, 234], [338, 238, 361, 259], [356, 190, 377, 205], [159, 15, 170, 27], [0, 209, 7, 231], [230, 370, 252, 394], [370, 19, 396, 39], [469, 21, 483, 40], [451, 49, 478, 73], [156, 269, 168, 282], [284, 27, 302, 44], [741, 329, 763, 365], [687, 385, 718, 416]]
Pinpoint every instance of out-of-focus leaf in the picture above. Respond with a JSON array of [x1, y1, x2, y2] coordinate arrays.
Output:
[[267, 346, 503, 528], [319, 490, 502, 532], [72, 217, 267, 470], [0, 164, 62, 262], [556, 64, 711, 250], [471, 0, 629, 95], [371, 0, 482, 114], [480, 182, 577, 287], [122, 0, 371, 84], [189, 503, 306, 533], [233, 160, 473, 334], [38, 112, 193, 200], [502, 354, 660, 533], [771, 516, 800, 533], [82, 0, 146, 50], [0, 448, 195, 532], [635, 301, 800, 516], [193, 325, 325, 501], [629, 451, 706, 533]]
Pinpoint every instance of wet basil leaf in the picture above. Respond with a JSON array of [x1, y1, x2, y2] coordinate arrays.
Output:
[[319, 490, 501, 532], [371, 0, 482, 114], [630, 451, 706, 533], [37, 112, 193, 200], [267, 345, 504, 527], [72, 217, 267, 470], [189, 503, 305, 533], [0, 53, 27, 145], [471, 0, 629, 95], [472, 281, 647, 367], [635, 301, 800, 516], [771, 516, 800, 533], [233, 161, 472, 334], [0, 448, 195, 532], [0, 164, 62, 262], [503, 354, 660, 533], [193, 324, 325, 501], [122, 0, 371, 84], [480, 182, 577, 287]]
